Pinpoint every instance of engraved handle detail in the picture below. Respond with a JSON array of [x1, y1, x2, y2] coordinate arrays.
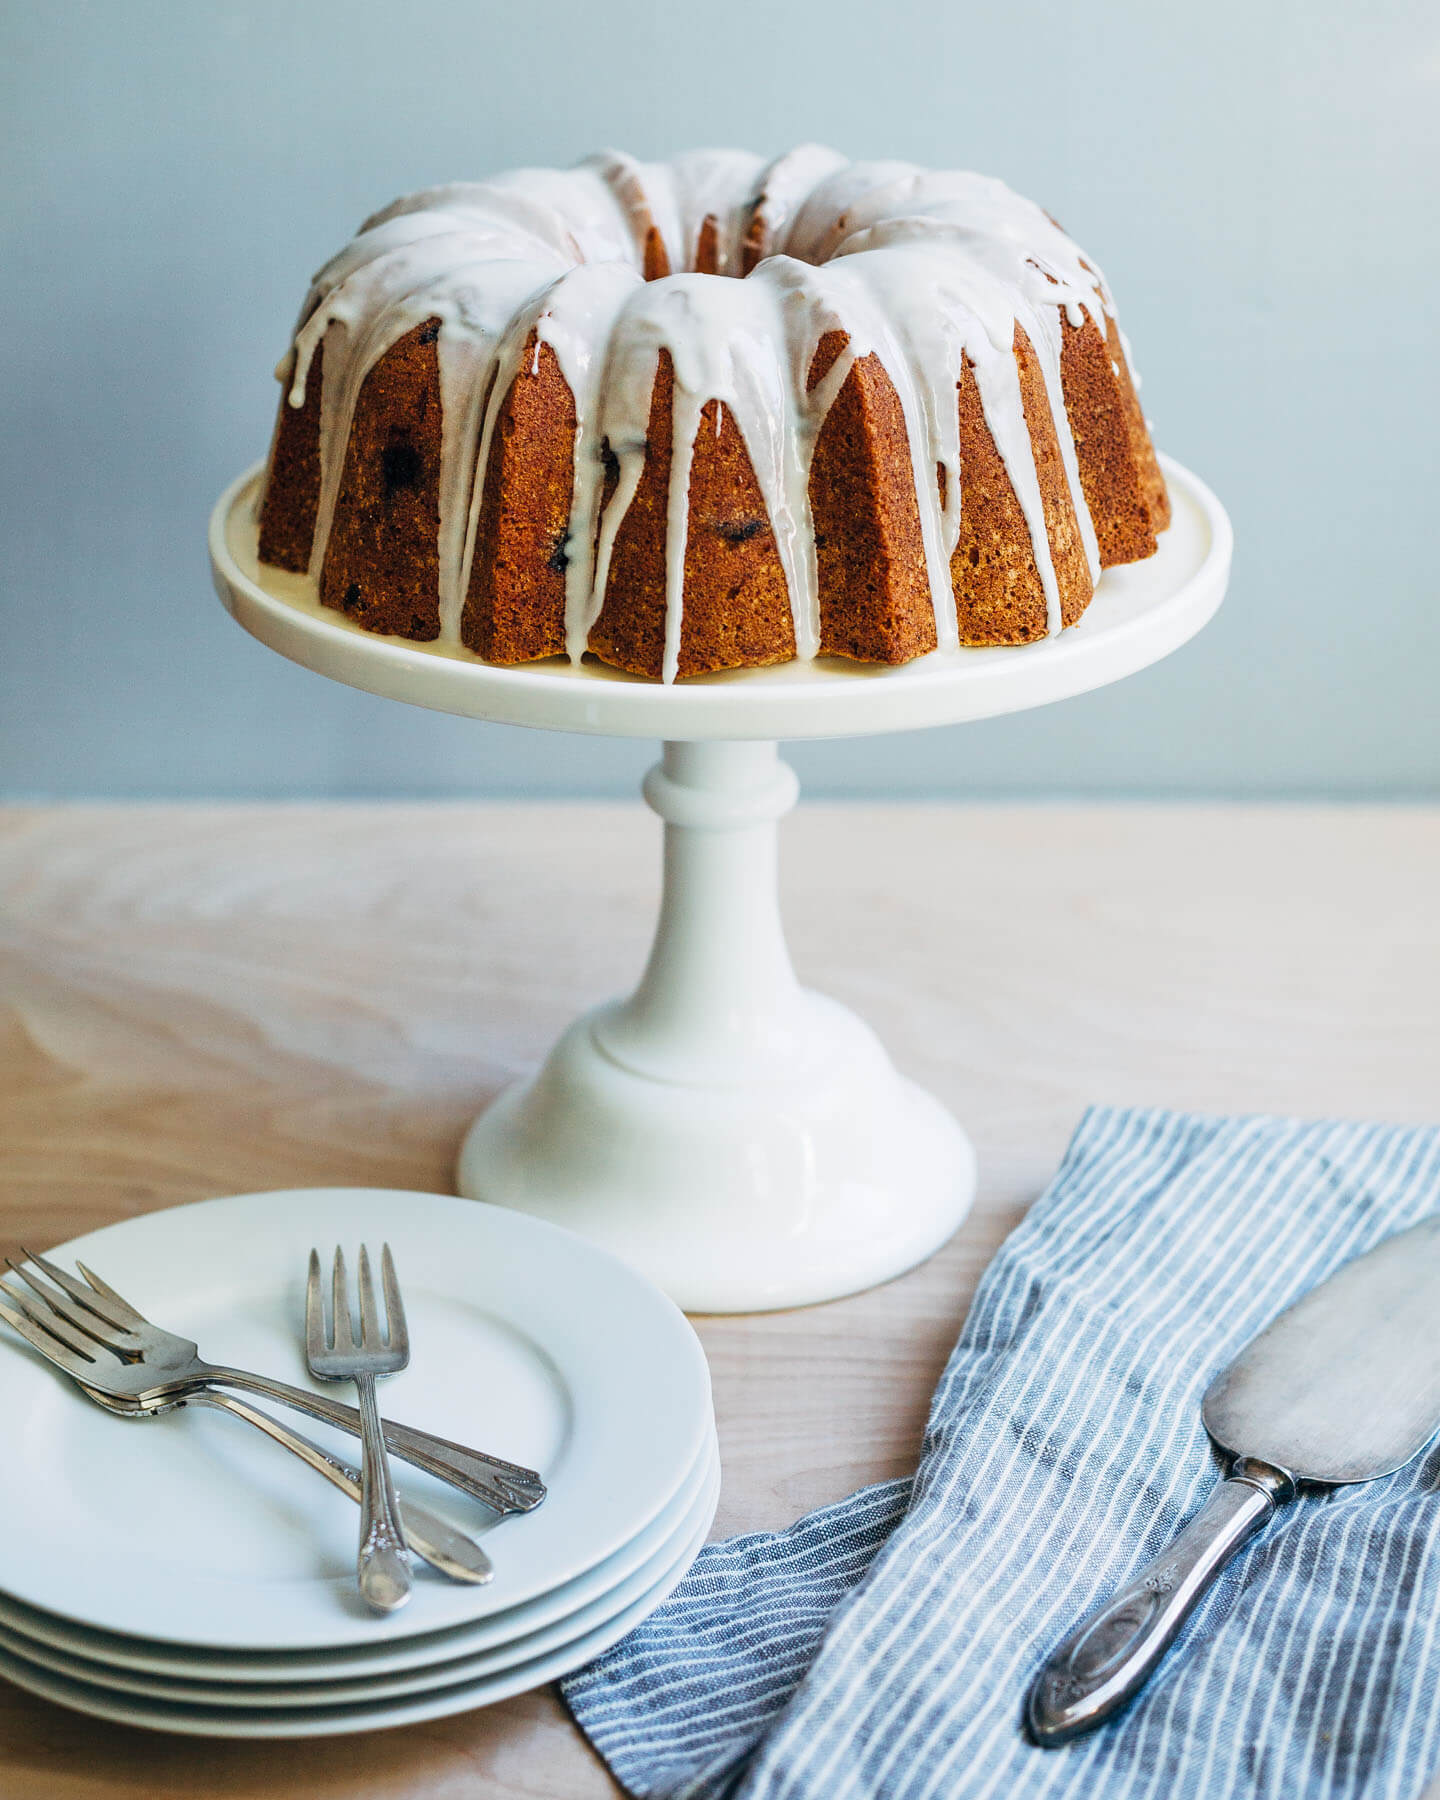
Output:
[[1028, 1460, 1294, 1745], [189, 1391, 493, 1583], [353, 1371, 411, 1612], [203, 1363, 545, 1513]]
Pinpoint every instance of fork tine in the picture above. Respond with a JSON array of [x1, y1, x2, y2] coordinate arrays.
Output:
[[380, 1245, 407, 1356], [0, 1288, 97, 1377], [22, 1249, 142, 1332], [357, 1245, 382, 1349], [305, 1249, 326, 1364], [331, 1248, 354, 1352], [71, 1260, 151, 1328], [0, 1280, 109, 1369], [4, 1259, 134, 1354]]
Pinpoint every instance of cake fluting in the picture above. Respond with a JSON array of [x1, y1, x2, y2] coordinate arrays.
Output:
[[258, 148, 1170, 682]]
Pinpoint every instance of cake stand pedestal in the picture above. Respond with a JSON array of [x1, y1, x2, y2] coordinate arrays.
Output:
[[211, 455, 1231, 1312]]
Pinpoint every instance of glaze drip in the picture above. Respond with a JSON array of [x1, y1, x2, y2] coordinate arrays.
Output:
[[267, 148, 1150, 677]]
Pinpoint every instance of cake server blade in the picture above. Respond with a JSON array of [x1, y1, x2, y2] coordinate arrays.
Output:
[[1028, 1211, 1440, 1746]]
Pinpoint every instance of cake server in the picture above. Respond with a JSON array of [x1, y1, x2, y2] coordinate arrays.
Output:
[[1028, 1212, 1440, 1746]]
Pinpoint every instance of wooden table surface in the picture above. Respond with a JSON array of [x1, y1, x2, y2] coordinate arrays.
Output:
[[1, 801, 1436, 1798]]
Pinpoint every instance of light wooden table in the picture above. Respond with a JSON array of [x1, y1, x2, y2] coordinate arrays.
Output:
[[1, 802, 1436, 1799]]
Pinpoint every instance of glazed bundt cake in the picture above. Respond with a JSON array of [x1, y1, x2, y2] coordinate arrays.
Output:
[[258, 147, 1170, 683]]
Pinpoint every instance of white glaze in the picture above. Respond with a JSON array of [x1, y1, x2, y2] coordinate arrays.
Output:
[[269, 148, 1140, 676]]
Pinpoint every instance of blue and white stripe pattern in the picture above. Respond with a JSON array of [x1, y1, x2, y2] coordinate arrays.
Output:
[[563, 1107, 1440, 1799]]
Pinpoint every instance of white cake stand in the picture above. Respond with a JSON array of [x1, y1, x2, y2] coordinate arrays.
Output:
[[210, 456, 1230, 1312]]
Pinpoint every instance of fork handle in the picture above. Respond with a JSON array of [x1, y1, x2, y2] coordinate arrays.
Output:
[[186, 1391, 493, 1584], [200, 1365, 546, 1514], [352, 1372, 411, 1612]]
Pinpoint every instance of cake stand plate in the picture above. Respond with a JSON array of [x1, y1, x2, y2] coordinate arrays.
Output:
[[211, 457, 1230, 1312]]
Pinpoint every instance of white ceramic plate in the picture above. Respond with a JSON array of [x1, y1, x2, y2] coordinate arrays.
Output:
[[0, 1189, 712, 1650], [0, 1473, 718, 1738], [0, 1450, 719, 1707], [0, 1426, 717, 1682]]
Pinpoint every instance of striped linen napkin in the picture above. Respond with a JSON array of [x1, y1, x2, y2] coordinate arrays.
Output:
[[563, 1106, 1440, 1800]]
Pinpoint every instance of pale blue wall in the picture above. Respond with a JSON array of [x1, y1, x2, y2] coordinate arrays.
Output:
[[2, 0, 1436, 798]]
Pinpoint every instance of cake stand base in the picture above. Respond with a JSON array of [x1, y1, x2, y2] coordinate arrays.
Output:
[[211, 454, 1231, 1316], [457, 1005, 975, 1314], [456, 741, 976, 1313]]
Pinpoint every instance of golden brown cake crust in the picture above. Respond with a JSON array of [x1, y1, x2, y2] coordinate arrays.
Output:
[[1014, 327, 1095, 631], [642, 225, 670, 282], [1105, 313, 1171, 532], [588, 352, 797, 679], [694, 215, 722, 275], [1059, 314, 1159, 569], [738, 211, 766, 275], [949, 360, 1047, 645], [319, 318, 445, 641], [461, 334, 572, 664], [808, 332, 938, 666], [949, 326, 1094, 645], [257, 345, 324, 573]]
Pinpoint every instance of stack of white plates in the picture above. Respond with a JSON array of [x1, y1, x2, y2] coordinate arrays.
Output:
[[0, 1188, 717, 1737]]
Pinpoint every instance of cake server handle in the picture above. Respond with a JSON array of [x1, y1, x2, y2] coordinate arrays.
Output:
[[1027, 1458, 1294, 1745]]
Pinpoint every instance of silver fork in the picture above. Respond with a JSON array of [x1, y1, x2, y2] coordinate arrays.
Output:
[[0, 1249, 545, 1514], [306, 1246, 411, 1613], [78, 1382, 492, 1584]]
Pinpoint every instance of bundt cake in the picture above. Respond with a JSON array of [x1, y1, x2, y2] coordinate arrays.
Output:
[[257, 147, 1170, 683]]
